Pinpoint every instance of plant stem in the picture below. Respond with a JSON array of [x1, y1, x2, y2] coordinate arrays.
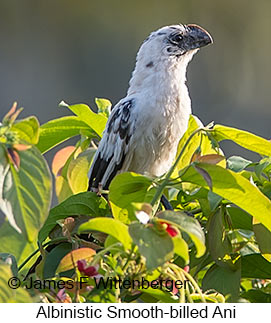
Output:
[[151, 128, 204, 206], [185, 286, 194, 303], [169, 263, 205, 302], [17, 248, 40, 272], [18, 237, 69, 272], [182, 269, 206, 303], [122, 245, 136, 272], [177, 269, 186, 303]]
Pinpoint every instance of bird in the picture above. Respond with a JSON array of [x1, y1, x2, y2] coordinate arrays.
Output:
[[88, 24, 213, 193]]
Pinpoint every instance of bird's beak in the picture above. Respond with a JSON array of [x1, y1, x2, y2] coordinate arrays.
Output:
[[184, 24, 213, 50]]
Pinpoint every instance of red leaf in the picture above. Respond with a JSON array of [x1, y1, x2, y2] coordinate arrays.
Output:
[[52, 146, 76, 176], [190, 151, 201, 163], [13, 143, 31, 151], [196, 154, 224, 165], [56, 247, 96, 273], [3, 102, 17, 120], [7, 147, 20, 171]]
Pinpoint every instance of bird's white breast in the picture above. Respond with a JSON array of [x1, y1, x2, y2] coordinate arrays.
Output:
[[123, 56, 192, 177]]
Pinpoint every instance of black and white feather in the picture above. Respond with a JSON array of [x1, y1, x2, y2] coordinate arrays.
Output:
[[88, 24, 212, 190], [88, 99, 136, 189]]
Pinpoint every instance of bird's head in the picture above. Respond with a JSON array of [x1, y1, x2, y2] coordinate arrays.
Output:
[[137, 24, 213, 66], [128, 24, 213, 94]]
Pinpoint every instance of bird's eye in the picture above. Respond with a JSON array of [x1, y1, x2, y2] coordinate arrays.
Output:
[[170, 34, 183, 43]]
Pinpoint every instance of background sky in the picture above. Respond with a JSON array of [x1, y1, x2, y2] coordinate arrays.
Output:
[[0, 0, 270, 163]]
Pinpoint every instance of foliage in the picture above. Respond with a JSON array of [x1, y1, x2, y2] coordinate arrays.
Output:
[[0, 100, 271, 303]]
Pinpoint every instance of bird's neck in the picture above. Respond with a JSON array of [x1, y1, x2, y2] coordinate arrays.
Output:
[[127, 55, 192, 114]]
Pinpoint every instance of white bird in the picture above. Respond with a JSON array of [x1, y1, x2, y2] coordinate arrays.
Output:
[[88, 24, 213, 191]]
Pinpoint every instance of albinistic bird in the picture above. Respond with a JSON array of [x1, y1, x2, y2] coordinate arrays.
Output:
[[88, 24, 213, 191]]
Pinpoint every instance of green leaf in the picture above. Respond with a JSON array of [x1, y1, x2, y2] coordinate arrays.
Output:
[[67, 148, 95, 193], [55, 174, 74, 203], [208, 191, 222, 212], [129, 222, 174, 270], [56, 247, 96, 273], [172, 236, 189, 264], [95, 98, 111, 118], [208, 209, 233, 269], [0, 253, 18, 276], [0, 220, 37, 273], [227, 156, 252, 173], [173, 115, 200, 176], [79, 217, 132, 250], [241, 254, 271, 279], [104, 235, 123, 250], [140, 288, 178, 303], [0, 142, 9, 187], [0, 262, 32, 302], [11, 116, 40, 144], [192, 293, 226, 303], [109, 172, 154, 223], [43, 242, 72, 279], [157, 211, 206, 257], [181, 163, 271, 231], [227, 207, 252, 231], [38, 192, 109, 243], [213, 125, 271, 156], [259, 157, 271, 175], [173, 115, 225, 177], [86, 285, 118, 303], [255, 158, 271, 180], [261, 182, 271, 199], [241, 290, 271, 303], [206, 293, 226, 303], [0, 144, 52, 241], [60, 102, 107, 138], [36, 116, 94, 153], [253, 222, 271, 261], [202, 261, 241, 298]]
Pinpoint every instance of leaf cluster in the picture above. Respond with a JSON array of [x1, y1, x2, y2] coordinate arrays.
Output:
[[0, 101, 271, 303]]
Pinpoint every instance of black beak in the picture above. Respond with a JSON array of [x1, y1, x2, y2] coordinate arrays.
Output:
[[184, 24, 213, 50]]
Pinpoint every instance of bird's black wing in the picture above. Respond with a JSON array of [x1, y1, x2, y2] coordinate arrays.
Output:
[[88, 99, 135, 190]]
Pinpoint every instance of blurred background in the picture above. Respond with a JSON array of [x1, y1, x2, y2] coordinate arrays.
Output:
[[0, 0, 270, 162]]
